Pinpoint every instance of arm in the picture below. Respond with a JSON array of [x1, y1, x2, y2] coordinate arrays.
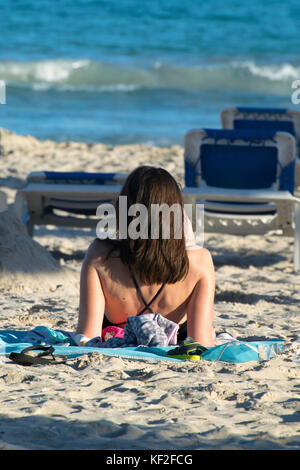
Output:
[[186, 248, 215, 347], [76, 242, 105, 340]]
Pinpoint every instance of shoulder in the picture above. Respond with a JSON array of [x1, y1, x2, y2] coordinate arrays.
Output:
[[187, 247, 214, 278], [83, 239, 117, 266], [187, 246, 213, 262]]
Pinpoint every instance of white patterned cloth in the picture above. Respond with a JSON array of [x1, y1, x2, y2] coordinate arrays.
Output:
[[85, 313, 179, 348]]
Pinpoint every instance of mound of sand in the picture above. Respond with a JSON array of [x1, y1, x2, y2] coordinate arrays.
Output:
[[0, 208, 79, 293]]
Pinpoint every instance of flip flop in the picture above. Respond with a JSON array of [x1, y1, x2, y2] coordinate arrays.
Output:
[[167, 341, 207, 361], [9, 345, 67, 366]]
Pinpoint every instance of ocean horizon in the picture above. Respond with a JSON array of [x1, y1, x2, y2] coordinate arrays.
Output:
[[0, 0, 299, 146]]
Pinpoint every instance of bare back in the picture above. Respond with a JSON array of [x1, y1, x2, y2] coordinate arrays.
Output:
[[83, 239, 214, 328]]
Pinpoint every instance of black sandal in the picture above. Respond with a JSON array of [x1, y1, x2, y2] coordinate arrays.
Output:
[[9, 345, 67, 366]]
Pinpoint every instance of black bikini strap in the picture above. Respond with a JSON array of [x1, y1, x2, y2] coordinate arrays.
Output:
[[110, 269, 166, 327], [130, 272, 165, 315]]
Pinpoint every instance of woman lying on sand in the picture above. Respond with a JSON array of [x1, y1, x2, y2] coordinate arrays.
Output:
[[76, 166, 215, 347]]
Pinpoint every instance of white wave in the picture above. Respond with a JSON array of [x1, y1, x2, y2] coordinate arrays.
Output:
[[0, 59, 91, 84], [0, 58, 299, 94], [32, 82, 141, 93], [95, 83, 141, 92], [33, 59, 90, 82], [233, 61, 300, 81]]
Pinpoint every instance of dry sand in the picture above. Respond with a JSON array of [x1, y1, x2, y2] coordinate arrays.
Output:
[[0, 128, 299, 450]]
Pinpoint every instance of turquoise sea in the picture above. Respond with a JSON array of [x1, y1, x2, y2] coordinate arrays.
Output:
[[0, 0, 299, 146]]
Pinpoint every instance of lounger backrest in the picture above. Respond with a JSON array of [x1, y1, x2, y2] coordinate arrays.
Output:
[[24, 172, 126, 216], [220, 107, 300, 155], [27, 171, 127, 185], [184, 129, 296, 193]]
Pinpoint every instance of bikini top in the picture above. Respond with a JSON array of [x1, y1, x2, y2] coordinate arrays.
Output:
[[114, 270, 166, 327], [131, 272, 166, 316]]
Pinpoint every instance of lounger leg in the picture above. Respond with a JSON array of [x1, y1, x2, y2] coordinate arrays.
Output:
[[26, 220, 34, 237], [0, 191, 7, 213], [13, 192, 25, 221], [295, 161, 300, 191], [14, 192, 35, 236], [294, 202, 300, 273]]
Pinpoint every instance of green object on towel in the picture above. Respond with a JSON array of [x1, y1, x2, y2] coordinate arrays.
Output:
[[166, 340, 207, 361]]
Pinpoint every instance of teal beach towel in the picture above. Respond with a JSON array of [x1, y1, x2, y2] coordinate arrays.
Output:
[[0, 329, 285, 363]]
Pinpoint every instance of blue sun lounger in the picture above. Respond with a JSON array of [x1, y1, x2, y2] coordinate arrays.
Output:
[[183, 128, 300, 271], [14, 171, 126, 235], [220, 107, 300, 187]]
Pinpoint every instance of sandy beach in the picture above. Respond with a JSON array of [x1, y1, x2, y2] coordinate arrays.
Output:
[[0, 128, 299, 450]]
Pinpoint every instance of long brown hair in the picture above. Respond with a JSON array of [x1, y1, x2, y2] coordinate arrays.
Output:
[[108, 166, 189, 285]]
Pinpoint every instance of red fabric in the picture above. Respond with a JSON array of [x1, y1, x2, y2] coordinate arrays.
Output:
[[102, 326, 125, 342]]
